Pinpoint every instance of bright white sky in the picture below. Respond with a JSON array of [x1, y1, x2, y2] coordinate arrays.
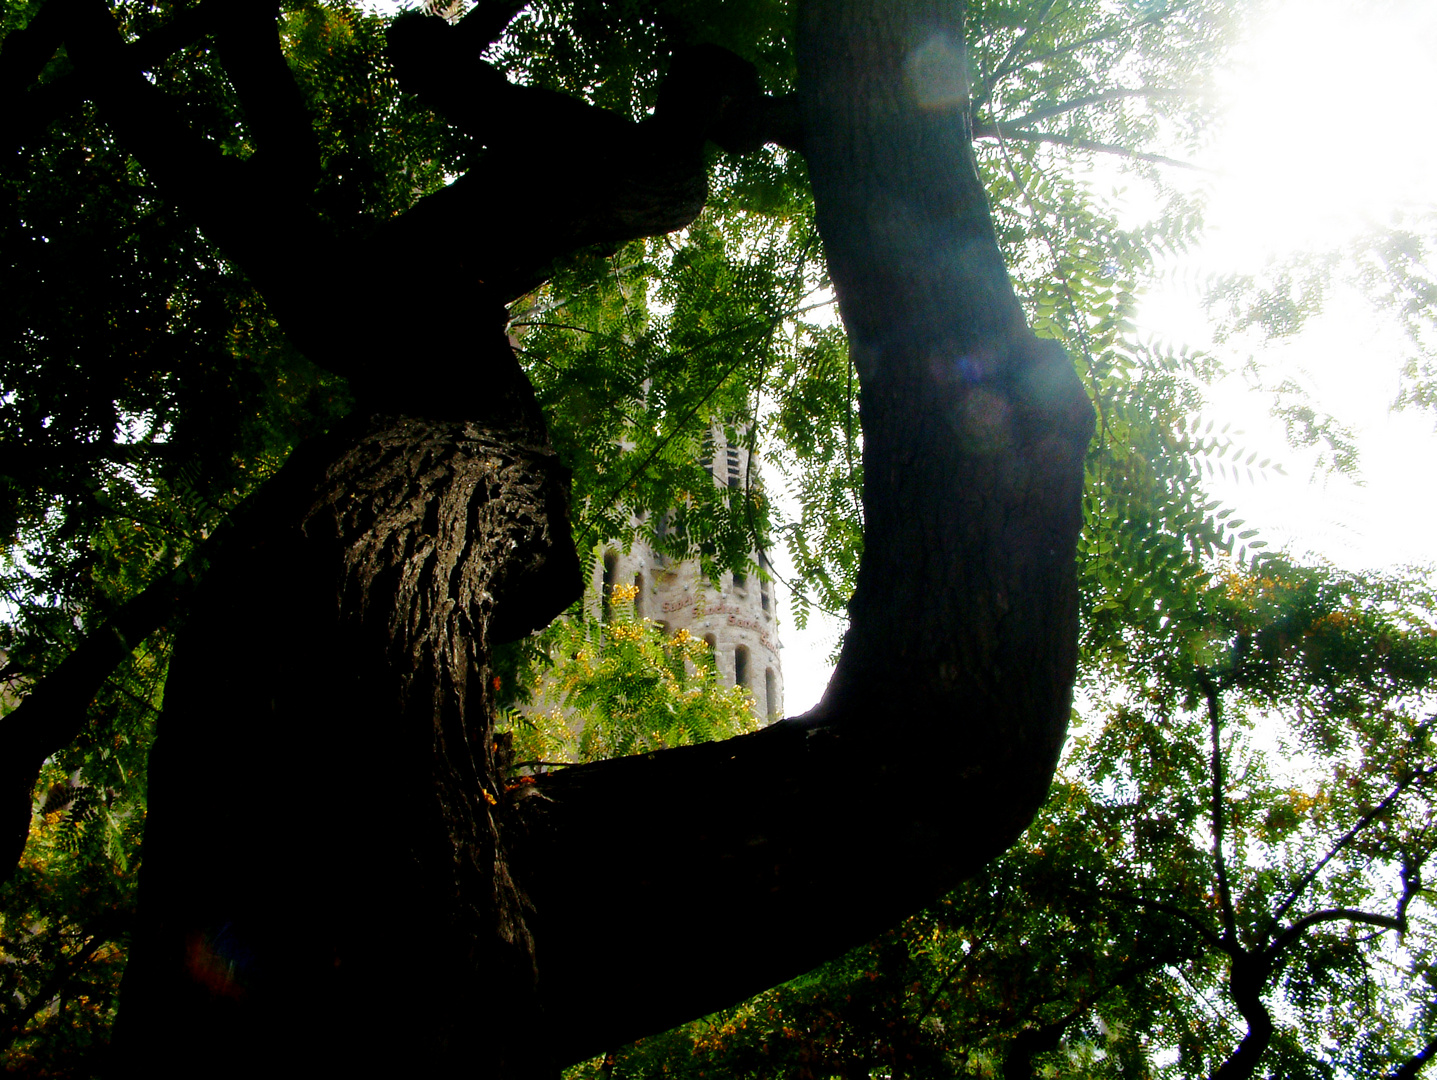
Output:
[[776, 0, 1437, 715]]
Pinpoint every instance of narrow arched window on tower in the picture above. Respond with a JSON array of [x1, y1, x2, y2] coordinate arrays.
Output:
[[765, 668, 778, 721], [733, 644, 750, 690], [760, 577, 770, 612], [703, 633, 716, 653], [633, 572, 645, 617], [601, 550, 618, 622]]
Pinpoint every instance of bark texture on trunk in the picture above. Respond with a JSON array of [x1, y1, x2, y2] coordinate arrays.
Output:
[[111, 408, 579, 1078]]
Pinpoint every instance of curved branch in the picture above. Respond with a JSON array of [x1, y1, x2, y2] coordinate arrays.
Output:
[[1269, 907, 1405, 960], [518, 0, 1094, 1062], [1211, 950, 1275, 1080], [1272, 755, 1435, 926]]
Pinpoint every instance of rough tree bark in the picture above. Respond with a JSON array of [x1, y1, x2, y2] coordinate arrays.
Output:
[[1, 0, 1092, 1075]]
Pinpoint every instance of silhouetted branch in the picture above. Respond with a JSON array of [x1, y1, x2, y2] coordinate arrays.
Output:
[[1392, 1033, 1437, 1080], [1272, 739, 1436, 926], [0, 521, 235, 884], [211, 0, 320, 191], [1269, 908, 1404, 960]]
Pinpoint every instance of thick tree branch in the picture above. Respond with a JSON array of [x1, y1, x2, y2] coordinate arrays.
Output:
[[61, 0, 319, 285], [0, 0, 76, 155], [384, 3, 801, 287], [380, 17, 751, 305], [516, 0, 1094, 1062], [1393, 1034, 1437, 1080], [1211, 950, 1274, 1080], [53, 0, 526, 416], [210, 0, 320, 192], [0, 0, 68, 100], [387, 12, 799, 156], [1, 1, 217, 156]]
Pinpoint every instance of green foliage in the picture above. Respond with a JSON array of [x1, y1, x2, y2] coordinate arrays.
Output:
[[0, 642, 162, 1073], [495, 577, 759, 767], [1205, 211, 1437, 433]]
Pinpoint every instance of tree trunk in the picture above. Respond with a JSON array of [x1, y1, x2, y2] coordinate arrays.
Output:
[[111, 402, 581, 1077], [1211, 953, 1274, 1080]]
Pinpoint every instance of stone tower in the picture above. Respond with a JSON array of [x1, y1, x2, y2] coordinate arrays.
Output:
[[592, 424, 783, 722]]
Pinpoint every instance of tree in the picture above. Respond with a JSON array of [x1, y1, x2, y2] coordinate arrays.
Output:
[[0, 0, 1254, 1073]]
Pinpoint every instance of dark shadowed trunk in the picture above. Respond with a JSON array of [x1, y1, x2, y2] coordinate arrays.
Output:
[[110, 334, 583, 1076], [1211, 952, 1274, 1080]]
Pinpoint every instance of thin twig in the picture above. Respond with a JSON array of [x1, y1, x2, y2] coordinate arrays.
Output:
[[977, 0, 1060, 113], [1000, 86, 1190, 130], [975, 2, 1195, 102], [977, 125, 1213, 173]]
